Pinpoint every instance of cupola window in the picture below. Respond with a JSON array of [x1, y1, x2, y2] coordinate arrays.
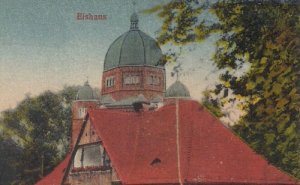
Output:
[[124, 75, 140, 85], [148, 75, 160, 85], [78, 108, 87, 118], [106, 76, 115, 87]]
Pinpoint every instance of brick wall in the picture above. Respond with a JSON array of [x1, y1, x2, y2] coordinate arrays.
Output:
[[71, 101, 98, 148], [101, 66, 165, 100], [66, 170, 112, 185]]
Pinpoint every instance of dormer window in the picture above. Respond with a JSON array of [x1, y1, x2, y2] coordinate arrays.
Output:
[[148, 75, 160, 85], [72, 143, 111, 172], [106, 76, 115, 87], [124, 75, 140, 85]]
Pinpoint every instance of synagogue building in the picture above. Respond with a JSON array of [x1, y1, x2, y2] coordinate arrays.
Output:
[[36, 13, 298, 185]]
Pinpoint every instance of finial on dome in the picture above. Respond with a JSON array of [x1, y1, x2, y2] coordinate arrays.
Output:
[[130, 1, 138, 30], [130, 13, 139, 30], [84, 76, 89, 85], [171, 64, 182, 81]]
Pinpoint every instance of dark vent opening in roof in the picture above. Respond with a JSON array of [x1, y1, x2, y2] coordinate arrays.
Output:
[[150, 158, 161, 166]]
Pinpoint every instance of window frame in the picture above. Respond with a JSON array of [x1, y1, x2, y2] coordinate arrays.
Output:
[[72, 143, 111, 173], [105, 76, 115, 88], [78, 108, 87, 118], [123, 75, 140, 85], [148, 75, 160, 86]]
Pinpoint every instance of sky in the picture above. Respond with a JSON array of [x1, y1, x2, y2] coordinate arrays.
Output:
[[0, 0, 220, 113]]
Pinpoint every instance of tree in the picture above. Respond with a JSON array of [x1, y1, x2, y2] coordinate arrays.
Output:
[[147, 0, 300, 178], [0, 86, 79, 185], [0, 135, 22, 185]]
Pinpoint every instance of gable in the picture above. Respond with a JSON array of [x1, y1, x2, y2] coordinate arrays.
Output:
[[79, 119, 100, 145], [61, 116, 120, 185]]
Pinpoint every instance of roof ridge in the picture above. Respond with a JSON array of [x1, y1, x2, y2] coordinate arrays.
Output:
[[175, 99, 183, 185]]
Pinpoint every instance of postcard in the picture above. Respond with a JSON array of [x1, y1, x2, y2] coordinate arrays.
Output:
[[0, 0, 299, 185]]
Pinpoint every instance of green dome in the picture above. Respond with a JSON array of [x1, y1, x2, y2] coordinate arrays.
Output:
[[165, 81, 190, 98], [76, 81, 97, 100], [103, 13, 163, 71]]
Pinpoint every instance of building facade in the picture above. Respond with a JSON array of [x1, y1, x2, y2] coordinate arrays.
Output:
[[36, 13, 298, 185]]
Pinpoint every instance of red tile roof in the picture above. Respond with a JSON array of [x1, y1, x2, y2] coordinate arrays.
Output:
[[89, 99, 298, 185], [35, 154, 71, 185]]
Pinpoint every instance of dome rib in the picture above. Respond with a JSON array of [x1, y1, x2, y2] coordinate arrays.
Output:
[[118, 31, 131, 66], [139, 31, 163, 67], [104, 33, 127, 70], [137, 31, 146, 65]]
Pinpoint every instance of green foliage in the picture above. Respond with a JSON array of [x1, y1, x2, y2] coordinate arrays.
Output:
[[0, 135, 22, 185], [0, 86, 79, 185], [213, 2, 300, 177], [149, 0, 300, 178], [202, 90, 224, 118]]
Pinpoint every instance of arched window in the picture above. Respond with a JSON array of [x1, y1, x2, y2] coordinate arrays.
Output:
[[148, 75, 160, 85], [78, 108, 87, 118], [124, 75, 140, 85], [106, 76, 115, 87]]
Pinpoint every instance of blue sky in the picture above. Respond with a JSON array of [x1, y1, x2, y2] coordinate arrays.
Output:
[[0, 0, 219, 112]]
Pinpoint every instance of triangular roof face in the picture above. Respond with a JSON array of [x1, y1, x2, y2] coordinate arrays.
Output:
[[89, 99, 297, 185], [35, 154, 71, 185]]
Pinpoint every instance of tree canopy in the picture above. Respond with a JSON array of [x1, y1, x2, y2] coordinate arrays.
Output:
[[147, 0, 300, 178], [0, 86, 80, 185]]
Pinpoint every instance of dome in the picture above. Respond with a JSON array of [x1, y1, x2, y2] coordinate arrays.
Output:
[[165, 81, 190, 98], [103, 13, 163, 71], [76, 81, 97, 100]]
